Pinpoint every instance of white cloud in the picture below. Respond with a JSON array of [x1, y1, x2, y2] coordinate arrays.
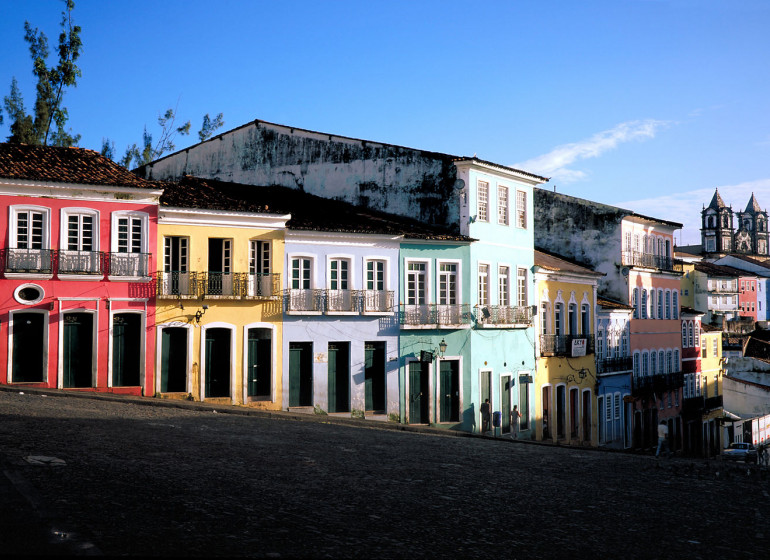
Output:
[[616, 178, 770, 246], [514, 119, 671, 182]]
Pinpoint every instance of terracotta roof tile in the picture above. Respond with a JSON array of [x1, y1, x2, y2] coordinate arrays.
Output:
[[0, 143, 160, 189]]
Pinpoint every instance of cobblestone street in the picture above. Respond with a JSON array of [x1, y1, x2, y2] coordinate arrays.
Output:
[[0, 387, 767, 558]]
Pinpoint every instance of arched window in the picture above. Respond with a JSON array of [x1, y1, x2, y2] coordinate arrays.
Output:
[[597, 328, 605, 361], [657, 289, 664, 319], [666, 350, 673, 373], [642, 351, 649, 376], [688, 322, 694, 347], [682, 322, 688, 348], [641, 290, 648, 319], [632, 288, 639, 319], [665, 290, 671, 319], [673, 291, 678, 319], [650, 352, 657, 375], [673, 349, 680, 372], [694, 322, 700, 346], [659, 350, 665, 373]]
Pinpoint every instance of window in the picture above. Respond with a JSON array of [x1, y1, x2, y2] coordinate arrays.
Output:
[[581, 304, 590, 335], [642, 352, 648, 376], [478, 264, 490, 306], [366, 260, 386, 291], [682, 323, 688, 348], [250, 241, 271, 274], [621, 329, 628, 357], [117, 216, 143, 254], [665, 291, 671, 319], [633, 352, 640, 377], [658, 350, 665, 373], [673, 291, 678, 319], [498, 266, 510, 307], [554, 303, 564, 335], [713, 337, 718, 357], [674, 349, 679, 371], [497, 186, 509, 225], [517, 268, 527, 307], [11, 206, 48, 250], [540, 302, 548, 335], [701, 337, 707, 358], [516, 190, 527, 228], [65, 212, 95, 252], [438, 262, 458, 305], [477, 181, 489, 222], [329, 258, 350, 291], [666, 351, 672, 373], [641, 290, 648, 319], [292, 258, 312, 289], [597, 328, 604, 361], [406, 262, 427, 305], [110, 212, 148, 277], [568, 303, 577, 334], [694, 322, 700, 347], [632, 288, 639, 319], [650, 351, 656, 375]]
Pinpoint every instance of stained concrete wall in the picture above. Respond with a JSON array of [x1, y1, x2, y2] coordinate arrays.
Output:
[[534, 188, 626, 301], [142, 121, 463, 231]]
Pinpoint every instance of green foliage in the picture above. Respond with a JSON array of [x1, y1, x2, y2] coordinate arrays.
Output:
[[351, 409, 365, 419], [388, 412, 401, 423], [100, 138, 115, 160], [3, 0, 82, 146], [198, 113, 224, 142], [313, 404, 327, 415]]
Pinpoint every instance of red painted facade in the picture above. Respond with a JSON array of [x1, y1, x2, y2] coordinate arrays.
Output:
[[738, 274, 758, 321]]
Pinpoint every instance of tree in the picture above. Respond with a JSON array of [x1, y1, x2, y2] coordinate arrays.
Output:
[[117, 108, 224, 169], [2, 0, 82, 146]]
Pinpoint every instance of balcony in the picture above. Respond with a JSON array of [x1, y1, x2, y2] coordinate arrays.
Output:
[[539, 334, 595, 357], [244, 273, 280, 299], [4, 248, 54, 274], [708, 284, 738, 294], [285, 289, 324, 313], [362, 290, 394, 313], [476, 305, 534, 327], [631, 371, 684, 396], [58, 250, 104, 275], [621, 251, 683, 273], [682, 395, 704, 414], [326, 289, 356, 313], [108, 252, 150, 278], [157, 271, 199, 298], [597, 356, 633, 374], [202, 272, 236, 297], [704, 394, 723, 410], [399, 304, 472, 328]]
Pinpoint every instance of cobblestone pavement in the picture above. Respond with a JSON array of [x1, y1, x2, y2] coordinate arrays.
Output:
[[0, 388, 768, 559]]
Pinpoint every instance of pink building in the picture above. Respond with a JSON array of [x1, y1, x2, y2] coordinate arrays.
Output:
[[0, 144, 160, 395], [738, 274, 759, 321]]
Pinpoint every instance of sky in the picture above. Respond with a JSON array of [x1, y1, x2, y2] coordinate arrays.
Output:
[[1, 0, 769, 246]]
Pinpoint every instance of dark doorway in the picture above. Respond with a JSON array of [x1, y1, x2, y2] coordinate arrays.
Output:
[[441, 360, 460, 423], [247, 328, 272, 399], [289, 342, 313, 407], [160, 327, 187, 392], [409, 360, 429, 424], [112, 313, 141, 386], [328, 342, 350, 413], [365, 341, 386, 412], [63, 312, 93, 388], [12, 312, 45, 382], [205, 328, 231, 398]]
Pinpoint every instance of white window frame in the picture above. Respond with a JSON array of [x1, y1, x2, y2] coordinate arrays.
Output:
[[9, 204, 51, 250], [111, 211, 149, 254], [249, 240, 271, 274], [517, 267, 528, 308], [405, 259, 431, 306], [437, 260, 460, 306], [478, 262, 490, 306], [515, 190, 527, 229], [61, 208, 99, 252], [327, 255, 353, 291], [498, 265, 510, 307], [497, 185, 509, 226], [477, 181, 489, 222]]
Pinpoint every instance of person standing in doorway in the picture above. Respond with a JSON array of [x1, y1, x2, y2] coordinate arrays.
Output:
[[511, 405, 522, 439], [480, 399, 491, 434], [656, 420, 671, 458]]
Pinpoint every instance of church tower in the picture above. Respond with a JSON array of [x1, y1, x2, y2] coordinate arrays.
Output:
[[735, 193, 769, 256], [701, 188, 733, 253]]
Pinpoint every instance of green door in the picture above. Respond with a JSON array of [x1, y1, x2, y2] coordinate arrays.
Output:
[[501, 376, 512, 432], [440, 360, 459, 423], [161, 327, 187, 392], [289, 342, 313, 407], [205, 328, 231, 398], [328, 342, 350, 413], [12, 312, 45, 382], [112, 313, 141, 387], [409, 360, 429, 424], [63, 313, 93, 388], [364, 342, 386, 412], [247, 329, 271, 398]]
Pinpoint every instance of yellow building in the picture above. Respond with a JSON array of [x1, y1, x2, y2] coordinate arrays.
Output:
[[154, 178, 289, 407], [700, 323, 725, 455], [534, 250, 603, 446]]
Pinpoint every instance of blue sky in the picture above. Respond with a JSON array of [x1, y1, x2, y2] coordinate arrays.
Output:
[[1, 0, 769, 245]]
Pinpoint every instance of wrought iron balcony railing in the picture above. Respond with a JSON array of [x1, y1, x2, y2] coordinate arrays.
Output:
[[398, 304, 472, 327], [363, 290, 394, 313], [704, 395, 723, 410], [58, 250, 104, 275], [245, 273, 280, 299], [108, 252, 150, 277], [326, 289, 356, 312], [157, 271, 199, 297], [539, 334, 595, 357], [621, 251, 683, 273], [596, 356, 633, 374], [4, 248, 54, 274], [631, 371, 684, 396], [477, 305, 534, 326], [285, 289, 324, 312]]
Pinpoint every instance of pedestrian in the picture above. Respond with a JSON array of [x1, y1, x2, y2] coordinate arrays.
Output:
[[656, 420, 671, 458], [511, 405, 522, 439], [480, 399, 491, 434]]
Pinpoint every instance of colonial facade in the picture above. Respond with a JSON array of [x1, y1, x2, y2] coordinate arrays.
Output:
[[701, 189, 769, 256], [0, 143, 160, 395]]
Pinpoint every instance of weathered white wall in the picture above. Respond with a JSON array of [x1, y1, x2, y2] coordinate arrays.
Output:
[[143, 120, 463, 230], [724, 374, 770, 417]]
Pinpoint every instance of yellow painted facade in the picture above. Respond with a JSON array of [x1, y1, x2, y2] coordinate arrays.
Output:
[[701, 329, 724, 420], [680, 262, 696, 309], [534, 262, 600, 446], [154, 208, 288, 408]]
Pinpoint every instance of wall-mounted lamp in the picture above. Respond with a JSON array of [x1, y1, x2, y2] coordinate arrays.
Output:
[[194, 304, 208, 324], [420, 338, 448, 362]]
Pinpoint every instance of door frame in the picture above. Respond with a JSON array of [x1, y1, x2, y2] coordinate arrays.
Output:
[[108, 309, 146, 389], [200, 322, 236, 403], [57, 307, 98, 389], [437, 356, 463, 424], [405, 356, 432, 424], [7, 309, 49, 383], [242, 322, 277, 404], [155, 322, 193, 395]]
